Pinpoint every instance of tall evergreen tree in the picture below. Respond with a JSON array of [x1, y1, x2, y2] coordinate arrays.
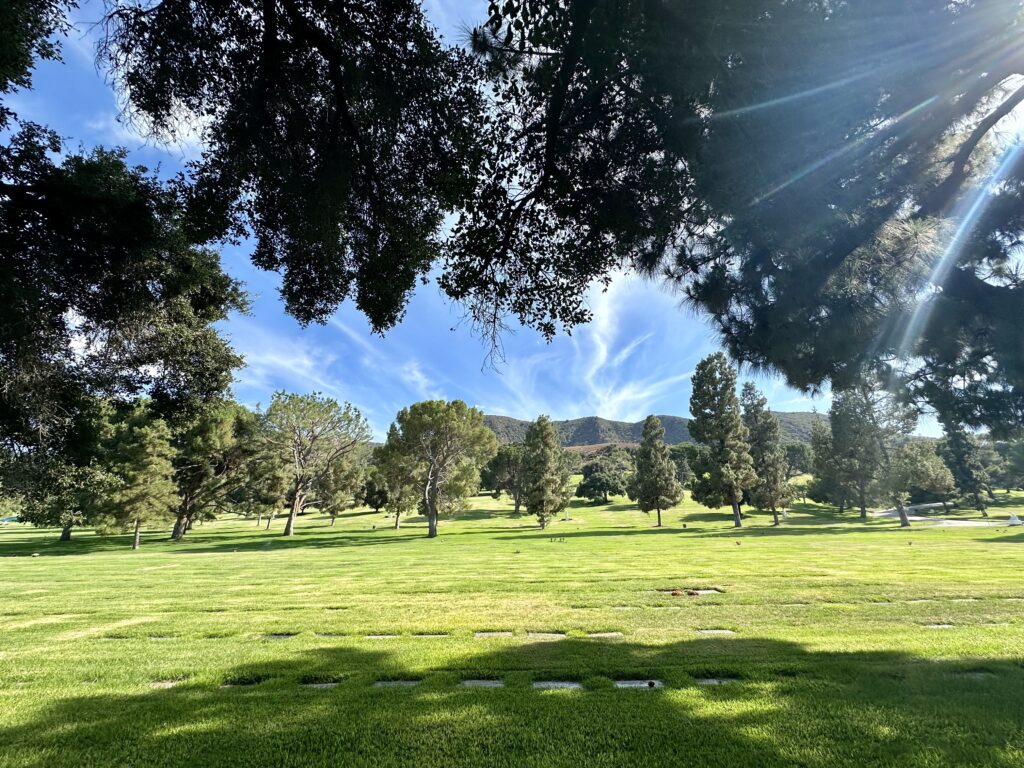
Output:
[[938, 422, 991, 514], [807, 421, 847, 511], [627, 416, 682, 527], [689, 353, 755, 527], [102, 404, 178, 549], [741, 383, 793, 526], [522, 416, 571, 529], [829, 390, 883, 520], [170, 402, 258, 540]]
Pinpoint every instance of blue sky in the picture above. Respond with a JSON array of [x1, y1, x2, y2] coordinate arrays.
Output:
[[18, 0, 837, 438]]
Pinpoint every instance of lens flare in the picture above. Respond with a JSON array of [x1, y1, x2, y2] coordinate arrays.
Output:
[[896, 142, 1024, 358]]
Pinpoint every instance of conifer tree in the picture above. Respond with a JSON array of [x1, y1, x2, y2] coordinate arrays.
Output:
[[627, 416, 682, 527], [938, 422, 991, 514], [103, 404, 178, 549], [807, 421, 847, 510], [741, 383, 793, 525], [522, 416, 571, 529], [382, 401, 496, 537], [689, 353, 755, 527]]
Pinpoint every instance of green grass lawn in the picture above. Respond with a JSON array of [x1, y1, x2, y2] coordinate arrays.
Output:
[[2, 492, 1023, 767]]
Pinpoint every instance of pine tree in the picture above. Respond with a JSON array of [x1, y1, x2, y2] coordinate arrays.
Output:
[[938, 421, 991, 514], [627, 416, 682, 527], [807, 421, 847, 510], [262, 392, 371, 537], [829, 390, 883, 520], [522, 416, 571, 529], [741, 383, 794, 526], [689, 353, 756, 527], [381, 401, 496, 537], [103, 405, 178, 549]]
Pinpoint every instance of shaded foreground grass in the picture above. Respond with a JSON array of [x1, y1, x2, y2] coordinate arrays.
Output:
[[1, 492, 1023, 766]]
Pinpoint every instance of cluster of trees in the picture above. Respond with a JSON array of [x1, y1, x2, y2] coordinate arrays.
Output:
[[5, 1, 1023, 454], [3, 392, 371, 547], [483, 353, 808, 530], [810, 382, 1024, 526]]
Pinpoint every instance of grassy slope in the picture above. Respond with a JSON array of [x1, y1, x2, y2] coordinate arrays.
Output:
[[1, 492, 1023, 768]]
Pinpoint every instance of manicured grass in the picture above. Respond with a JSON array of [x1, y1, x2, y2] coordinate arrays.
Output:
[[1, 492, 1023, 767]]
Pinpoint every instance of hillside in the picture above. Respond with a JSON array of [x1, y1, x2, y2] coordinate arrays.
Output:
[[484, 411, 823, 447]]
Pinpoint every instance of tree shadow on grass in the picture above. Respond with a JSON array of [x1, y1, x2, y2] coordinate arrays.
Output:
[[2, 637, 1022, 767]]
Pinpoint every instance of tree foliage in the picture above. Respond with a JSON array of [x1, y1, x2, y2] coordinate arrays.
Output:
[[101, 0, 484, 331], [262, 392, 370, 536], [689, 353, 755, 527], [382, 400, 496, 537], [371, 428, 420, 530], [482, 443, 527, 514], [99, 403, 178, 549], [880, 442, 956, 526], [784, 443, 814, 481], [741, 383, 793, 525], [576, 447, 632, 504], [627, 416, 681, 527], [938, 423, 992, 512], [522, 416, 571, 529]]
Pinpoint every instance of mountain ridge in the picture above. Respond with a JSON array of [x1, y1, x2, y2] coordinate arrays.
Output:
[[483, 412, 823, 446]]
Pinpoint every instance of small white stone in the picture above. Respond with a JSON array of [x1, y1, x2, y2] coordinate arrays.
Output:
[[532, 681, 582, 690]]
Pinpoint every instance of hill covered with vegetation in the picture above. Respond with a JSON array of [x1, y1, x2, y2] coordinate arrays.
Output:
[[484, 412, 823, 447]]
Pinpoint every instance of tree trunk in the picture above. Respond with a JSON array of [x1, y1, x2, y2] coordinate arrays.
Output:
[[132, 517, 141, 550], [988, 488, 997, 501], [186, 516, 194, 531], [941, 500, 949, 512], [59, 524, 72, 542], [256, 511, 263, 527], [730, 496, 743, 528], [897, 500, 911, 527], [980, 507, 989, 518], [838, 498, 846, 514], [283, 491, 302, 537], [393, 511, 401, 530], [656, 507, 662, 527], [513, 492, 522, 516], [330, 516, 336, 527], [858, 488, 867, 520], [171, 511, 190, 541], [539, 516, 547, 530], [171, 497, 191, 541], [265, 509, 275, 530], [772, 509, 780, 526], [424, 472, 439, 538]]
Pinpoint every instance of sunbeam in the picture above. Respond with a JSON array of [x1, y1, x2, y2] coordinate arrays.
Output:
[[897, 142, 1024, 358]]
